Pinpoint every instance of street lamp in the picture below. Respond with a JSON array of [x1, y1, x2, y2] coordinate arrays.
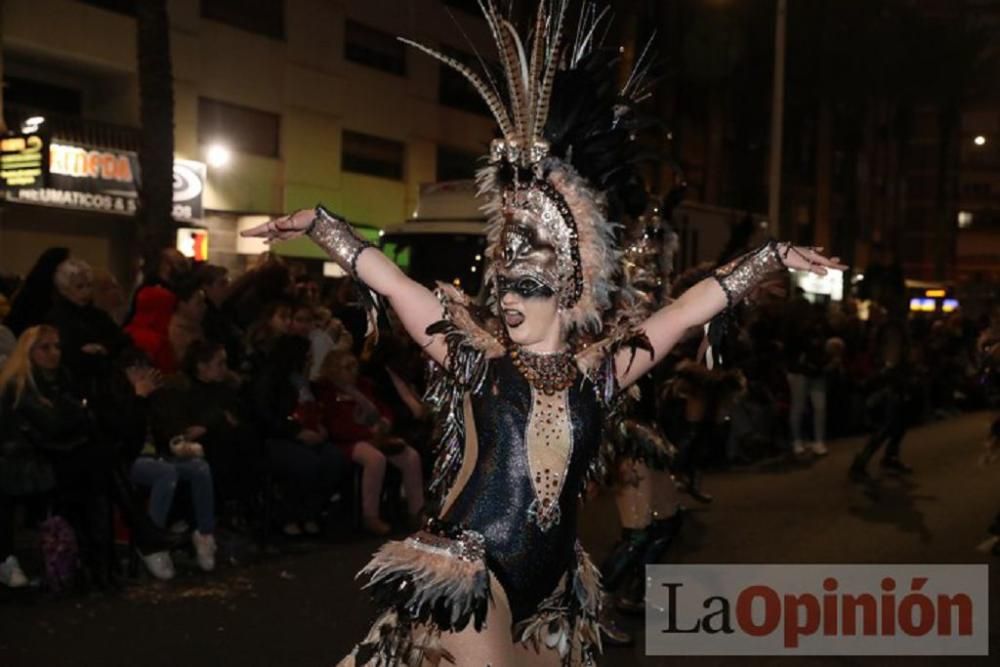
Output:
[[206, 143, 232, 168]]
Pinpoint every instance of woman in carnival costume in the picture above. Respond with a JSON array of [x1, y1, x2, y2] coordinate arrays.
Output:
[[244, 3, 844, 664]]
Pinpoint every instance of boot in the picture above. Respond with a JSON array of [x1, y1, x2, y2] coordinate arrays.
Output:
[[600, 527, 652, 594], [617, 511, 686, 616]]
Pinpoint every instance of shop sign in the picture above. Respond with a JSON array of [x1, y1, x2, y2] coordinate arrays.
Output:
[[1, 136, 206, 221], [0, 134, 47, 188]]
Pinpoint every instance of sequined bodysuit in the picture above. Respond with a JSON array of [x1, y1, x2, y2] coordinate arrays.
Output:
[[441, 354, 604, 624]]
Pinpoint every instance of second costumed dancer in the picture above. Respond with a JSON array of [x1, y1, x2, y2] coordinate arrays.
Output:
[[244, 2, 845, 664]]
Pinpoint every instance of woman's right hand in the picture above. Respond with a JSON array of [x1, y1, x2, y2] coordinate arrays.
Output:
[[298, 429, 324, 446], [240, 209, 315, 243]]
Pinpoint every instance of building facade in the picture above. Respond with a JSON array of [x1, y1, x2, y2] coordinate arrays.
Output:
[[0, 0, 496, 278]]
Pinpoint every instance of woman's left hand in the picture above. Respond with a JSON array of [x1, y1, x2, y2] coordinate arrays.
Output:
[[776, 244, 848, 275]]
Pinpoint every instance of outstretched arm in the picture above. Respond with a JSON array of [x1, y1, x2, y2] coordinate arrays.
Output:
[[242, 208, 447, 366], [615, 242, 846, 388]]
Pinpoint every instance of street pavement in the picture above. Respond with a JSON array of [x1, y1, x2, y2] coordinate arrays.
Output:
[[1, 411, 998, 666]]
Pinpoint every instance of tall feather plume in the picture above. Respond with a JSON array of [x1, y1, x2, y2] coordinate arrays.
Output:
[[530, 0, 567, 144], [525, 0, 549, 141], [397, 38, 514, 138], [479, 0, 529, 141], [502, 19, 532, 127]]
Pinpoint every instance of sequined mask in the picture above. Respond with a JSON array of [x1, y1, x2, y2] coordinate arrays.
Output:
[[492, 147, 584, 312]]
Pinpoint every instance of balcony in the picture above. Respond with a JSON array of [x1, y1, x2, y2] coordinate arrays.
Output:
[[4, 104, 141, 152]]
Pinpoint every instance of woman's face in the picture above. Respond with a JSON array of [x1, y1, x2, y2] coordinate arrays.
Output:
[[270, 307, 292, 335], [63, 274, 93, 306], [498, 279, 561, 350], [196, 349, 228, 383], [31, 331, 62, 370]]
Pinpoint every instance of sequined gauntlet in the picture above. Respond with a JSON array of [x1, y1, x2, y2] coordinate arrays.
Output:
[[307, 204, 373, 277], [711, 240, 786, 308]]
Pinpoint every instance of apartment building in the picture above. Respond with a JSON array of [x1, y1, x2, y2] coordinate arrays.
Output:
[[0, 0, 496, 277]]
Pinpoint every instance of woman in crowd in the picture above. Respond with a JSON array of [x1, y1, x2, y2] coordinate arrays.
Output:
[[250, 335, 347, 536], [151, 339, 261, 529], [315, 349, 424, 536], [0, 325, 116, 588], [46, 258, 132, 400]]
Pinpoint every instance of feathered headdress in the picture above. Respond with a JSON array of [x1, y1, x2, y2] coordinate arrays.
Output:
[[401, 0, 656, 334]]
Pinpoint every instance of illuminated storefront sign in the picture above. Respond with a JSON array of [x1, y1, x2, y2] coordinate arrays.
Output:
[[0, 134, 47, 188], [176, 227, 210, 261], [1, 136, 205, 221]]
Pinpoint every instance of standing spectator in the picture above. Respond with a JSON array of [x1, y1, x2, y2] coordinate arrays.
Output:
[[46, 259, 132, 401], [126, 247, 189, 324], [125, 286, 178, 374], [250, 335, 347, 536], [5, 247, 69, 336], [785, 305, 830, 456], [91, 268, 128, 325], [316, 349, 424, 535]]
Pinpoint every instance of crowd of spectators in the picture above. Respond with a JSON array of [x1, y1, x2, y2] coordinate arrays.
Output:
[[0, 245, 996, 594], [0, 246, 429, 591]]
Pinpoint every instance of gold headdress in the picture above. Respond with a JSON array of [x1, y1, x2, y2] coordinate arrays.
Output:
[[402, 1, 655, 334]]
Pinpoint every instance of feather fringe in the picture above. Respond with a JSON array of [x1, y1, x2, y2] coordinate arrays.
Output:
[[359, 530, 492, 633]]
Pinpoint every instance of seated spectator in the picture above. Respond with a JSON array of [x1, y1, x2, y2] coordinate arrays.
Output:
[[195, 264, 241, 365], [128, 432, 217, 580], [125, 286, 178, 374], [315, 349, 424, 536], [0, 325, 116, 589], [46, 258, 132, 400], [241, 300, 292, 377], [289, 301, 336, 381], [151, 340, 263, 527], [250, 335, 347, 537]]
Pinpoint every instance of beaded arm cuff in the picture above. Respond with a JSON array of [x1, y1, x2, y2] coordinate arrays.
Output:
[[306, 205, 374, 277], [711, 240, 785, 308]]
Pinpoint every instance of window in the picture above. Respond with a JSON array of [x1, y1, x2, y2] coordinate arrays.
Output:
[[436, 145, 480, 182], [4, 77, 82, 116], [342, 131, 405, 180], [345, 20, 406, 76], [201, 0, 285, 40], [198, 98, 280, 158], [438, 46, 491, 117]]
